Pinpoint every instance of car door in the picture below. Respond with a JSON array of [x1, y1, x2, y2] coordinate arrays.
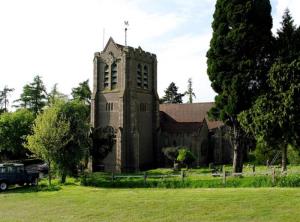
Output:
[[6, 166, 16, 184], [14, 166, 25, 184]]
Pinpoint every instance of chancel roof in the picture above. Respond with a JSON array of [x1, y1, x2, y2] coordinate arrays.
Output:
[[159, 103, 224, 130]]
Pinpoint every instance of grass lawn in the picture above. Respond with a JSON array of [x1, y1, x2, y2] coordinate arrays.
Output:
[[1, 186, 300, 222]]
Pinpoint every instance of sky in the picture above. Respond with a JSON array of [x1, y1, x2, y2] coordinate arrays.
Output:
[[1, 0, 300, 109]]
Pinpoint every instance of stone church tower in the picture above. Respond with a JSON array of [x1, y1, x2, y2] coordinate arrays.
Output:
[[91, 37, 159, 172]]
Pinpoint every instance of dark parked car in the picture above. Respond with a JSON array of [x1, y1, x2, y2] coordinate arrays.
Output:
[[0, 163, 39, 191]]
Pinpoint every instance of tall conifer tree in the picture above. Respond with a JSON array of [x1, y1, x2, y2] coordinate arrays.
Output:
[[207, 0, 273, 172], [15, 75, 47, 115]]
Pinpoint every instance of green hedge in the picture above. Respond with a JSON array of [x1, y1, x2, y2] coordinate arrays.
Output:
[[80, 173, 300, 188]]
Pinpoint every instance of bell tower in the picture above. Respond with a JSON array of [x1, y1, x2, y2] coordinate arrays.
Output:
[[91, 37, 159, 172]]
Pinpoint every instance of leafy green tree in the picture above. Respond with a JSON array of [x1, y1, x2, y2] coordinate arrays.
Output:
[[160, 82, 184, 104], [15, 75, 48, 115], [71, 80, 91, 105], [55, 100, 90, 183], [0, 86, 14, 113], [185, 78, 196, 103], [26, 101, 71, 185], [177, 148, 196, 169], [0, 109, 35, 160], [26, 99, 90, 184], [239, 60, 300, 171], [207, 0, 273, 172]]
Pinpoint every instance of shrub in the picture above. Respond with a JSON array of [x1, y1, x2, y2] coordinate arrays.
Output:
[[177, 148, 196, 168], [287, 145, 300, 165]]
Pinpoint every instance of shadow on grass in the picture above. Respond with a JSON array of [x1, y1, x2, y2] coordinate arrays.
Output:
[[6, 184, 62, 194]]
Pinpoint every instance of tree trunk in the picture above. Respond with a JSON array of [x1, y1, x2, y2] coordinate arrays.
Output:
[[232, 124, 244, 173], [282, 146, 287, 172], [48, 161, 52, 186], [60, 173, 67, 184]]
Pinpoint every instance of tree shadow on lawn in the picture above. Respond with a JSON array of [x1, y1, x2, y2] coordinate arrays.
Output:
[[5, 184, 62, 194]]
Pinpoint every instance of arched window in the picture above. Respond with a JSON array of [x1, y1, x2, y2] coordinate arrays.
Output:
[[106, 102, 114, 111], [104, 64, 109, 88], [137, 64, 142, 88], [143, 65, 148, 89], [111, 63, 117, 89]]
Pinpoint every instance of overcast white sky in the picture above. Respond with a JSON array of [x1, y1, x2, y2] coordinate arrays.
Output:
[[1, 0, 300, 109]]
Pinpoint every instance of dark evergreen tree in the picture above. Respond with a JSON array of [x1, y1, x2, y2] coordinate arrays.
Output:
[[239, 10, 300, 171], [15, 75, 48, 115], [71, 80, 91, 105], [160, 82, 185, 104], [185, 78, 196, 103], [0, 86, 14, 113], [276, 9, 299, 62], [207, 0, 273, 172]]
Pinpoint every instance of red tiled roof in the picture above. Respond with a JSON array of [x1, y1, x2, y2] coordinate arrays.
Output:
[[160, 121, 203, 133], [159, 103, 224, 130]]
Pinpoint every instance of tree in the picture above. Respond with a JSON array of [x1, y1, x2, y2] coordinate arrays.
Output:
[[185, 78, 196, 103], [47, 83, 68, 105], [26, 99, 90, 184], [239, 10, 300, 172], [162, 147, 179, 168], [176, 148, 196, 169], [0, 109, 35, 160], [26, 101, 71, 185], [0, 86, 14, 113], [276, 9, 299, 62], [15, 75, 47, 115], [55, 100, 90, 183], [160, 82, 185, 104], [71, 80, 91, 105], [207, 0, 273, 172], [239, 60, 300, 171]]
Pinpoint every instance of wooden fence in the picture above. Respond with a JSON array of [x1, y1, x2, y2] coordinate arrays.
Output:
[[110, 166, 300, 186]]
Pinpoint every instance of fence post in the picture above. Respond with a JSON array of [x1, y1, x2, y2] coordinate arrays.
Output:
[[223, 165, 226, 186], [111, 172, 115, 182], [181, 170, 185, 182], [143, 172, 147, 184], [272, 167, 276, 186], [253, 164, 256, 176]]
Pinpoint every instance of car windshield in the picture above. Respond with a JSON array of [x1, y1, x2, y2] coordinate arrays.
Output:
[[0, 167, 6, 173]]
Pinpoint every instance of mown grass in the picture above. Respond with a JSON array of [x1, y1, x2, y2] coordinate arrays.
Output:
[[1, 185, 300, 222]]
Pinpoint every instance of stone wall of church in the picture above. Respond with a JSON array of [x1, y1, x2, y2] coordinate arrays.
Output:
[[210, 126, 232, 164], [124, 48, 158, 171], [159, 122, 209, 167]]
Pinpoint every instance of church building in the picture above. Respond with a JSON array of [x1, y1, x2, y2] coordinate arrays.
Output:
[[91, 38, 232, 172]]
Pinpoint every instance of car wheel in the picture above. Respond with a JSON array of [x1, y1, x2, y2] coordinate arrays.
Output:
[[0, 182, 8, 191], [31, 178, 38, 186]]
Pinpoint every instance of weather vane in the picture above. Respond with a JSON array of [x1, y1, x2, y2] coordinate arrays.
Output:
[[124, 21, 129, 46]]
